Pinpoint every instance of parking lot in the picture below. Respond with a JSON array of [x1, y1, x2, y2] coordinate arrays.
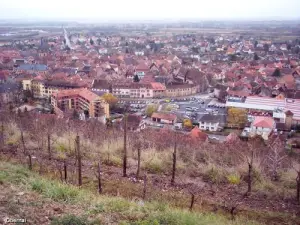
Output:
[[115, 97, 227, 123], [163, 97, 226, 120]]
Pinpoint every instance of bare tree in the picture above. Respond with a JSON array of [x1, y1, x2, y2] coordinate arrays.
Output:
[[16, 112, 33, 170], [245, 150, 254, 195], [131, 133, 144, 179], [0, 116, 5, 147], [187, 183, 206, 211], [97, 161, 103, 194], [142, 174, 147, 200], [123, 115, 128, 177], [75, 135, 82, 186], [223, 197, 243, 220], [242, 137, 264, 196], [136, 140, 142, 179], [292, 161, 300, 203], [171, 132, 178, 185], [267, 137, 286, 181], [63, 159, 68, 182]]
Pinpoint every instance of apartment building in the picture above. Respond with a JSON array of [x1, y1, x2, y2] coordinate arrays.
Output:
[[51, 88, 109, 119], [23, 79, 86, 98], [112, 83, 153, 98], [165, 83, 198, 97]]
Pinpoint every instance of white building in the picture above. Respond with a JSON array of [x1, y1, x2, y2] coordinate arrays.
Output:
[[135, 51, 144, 56], [198, 114, 225, 132], [250, 116, 275, 140]]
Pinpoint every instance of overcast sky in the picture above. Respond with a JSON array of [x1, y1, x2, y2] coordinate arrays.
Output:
[[1, 0, 299, 21]]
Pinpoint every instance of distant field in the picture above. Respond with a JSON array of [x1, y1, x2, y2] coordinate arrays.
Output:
[[158, 27, 300, 38]]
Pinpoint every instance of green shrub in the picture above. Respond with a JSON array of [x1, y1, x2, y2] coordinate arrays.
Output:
[[31, 179, 46, 193], [0, 171, 7, 184], [227, 173, 241, 185], [29, 178, 82, 203], [143, 162, 163, 174], [50, 214, 87, 225], [88, 203, 106, 214], [105, 198, 133, 212], [203, 166, 225, 184], [252, 168, 263, 182], [46, 183, 80, 202]]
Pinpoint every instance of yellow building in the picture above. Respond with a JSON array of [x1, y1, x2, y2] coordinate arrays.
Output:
[[22, 79, 85, 98], [165, 84, 198, 97]]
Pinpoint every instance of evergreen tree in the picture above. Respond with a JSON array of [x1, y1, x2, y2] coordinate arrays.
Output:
[[263, 43, 269, 52], [272, 68, 281, 77], [254, 53, 259, 60], [90, 38, 94, 45], [133, 74, 140, 82]]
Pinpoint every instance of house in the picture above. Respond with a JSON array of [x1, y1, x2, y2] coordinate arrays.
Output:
[[225, 132, 239, 143], [126, 114, 146, 131], [150, 82, 166, 98], [0, 82, 20, 104], [198, 114, 226, 132], [214, 84, 228, 102], [250, 116, 275, 140], [25, 78, 87, 98], [135, 62, 149, 79], [189, 126, 208, 141], [92, 79, 111, 93], [151, 112, 177, 124], [99, 48, 108, 54], [165, 83, 198, 97], [280, 75, 296, 90], [112, 83, 153, 98], [15, 64, 48, 74], [135, 51, 144, 56]]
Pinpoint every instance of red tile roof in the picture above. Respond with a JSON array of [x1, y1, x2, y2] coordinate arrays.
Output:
[[151, 112, 176, 121], [150, 82, 166, 90], [252, 116, 275, 129], [190, 126, 208, 141], [53, 88, 100, 102]]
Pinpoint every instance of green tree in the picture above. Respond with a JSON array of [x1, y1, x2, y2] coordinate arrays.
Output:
[[102, 93, 118, 108], [145, 104, 158, 117], [227, 107, 247, 128], [90, 38, 94, 45], [183, 119, 193, 129], [254, 53, 259, 60], [229, 54, 237, 61], [254, 40, 258, 47]]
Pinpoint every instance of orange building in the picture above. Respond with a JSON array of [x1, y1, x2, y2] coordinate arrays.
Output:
[[51, 88, 109, 119]]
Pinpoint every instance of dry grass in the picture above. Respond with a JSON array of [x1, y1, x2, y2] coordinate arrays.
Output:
[[2, 118, 300, 208], [0, 161, 263, 225]]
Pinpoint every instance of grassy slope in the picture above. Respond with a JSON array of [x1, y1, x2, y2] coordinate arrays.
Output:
[[0, 161, 261, 225]]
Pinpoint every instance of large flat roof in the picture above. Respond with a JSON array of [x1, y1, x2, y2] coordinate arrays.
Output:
[[226, 96, 300, 120]]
